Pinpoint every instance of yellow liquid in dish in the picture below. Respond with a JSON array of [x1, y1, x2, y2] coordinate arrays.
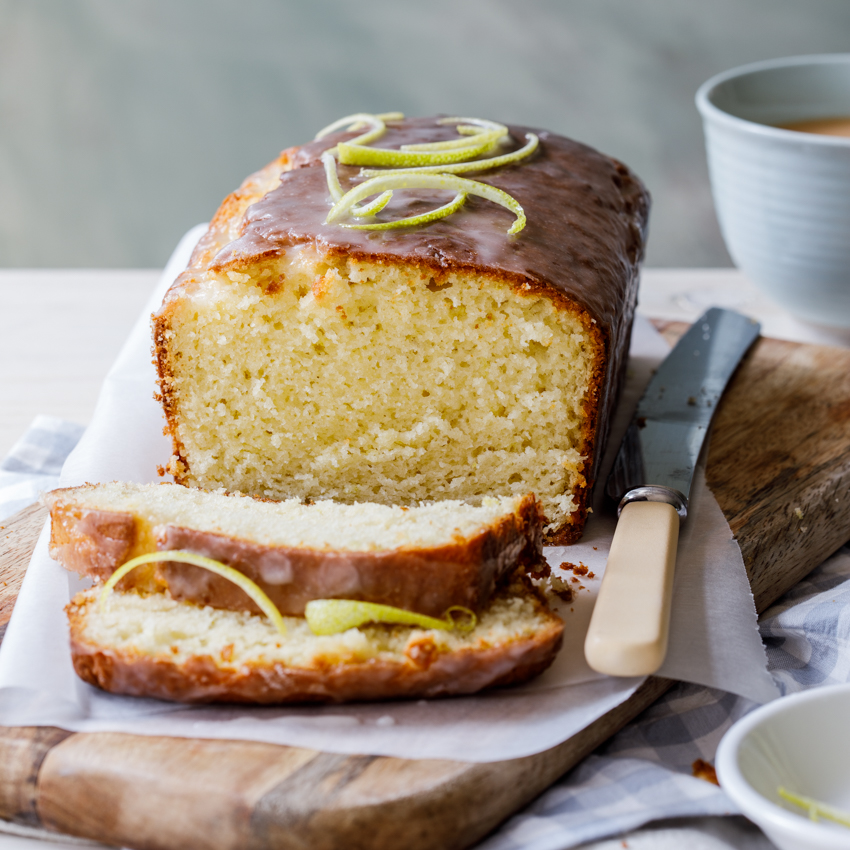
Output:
[[779, 117, 850, 137]]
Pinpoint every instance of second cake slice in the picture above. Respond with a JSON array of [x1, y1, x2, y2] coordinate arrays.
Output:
[[43, 483, 546, 618]]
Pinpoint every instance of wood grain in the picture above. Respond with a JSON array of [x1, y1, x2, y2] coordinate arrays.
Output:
[[0, 503, 47, 644], [1, 326, 849, 850]]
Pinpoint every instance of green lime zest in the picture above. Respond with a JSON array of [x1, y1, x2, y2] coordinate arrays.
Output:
[[98, 550, 287, 636], [314, 112, 404, 148], [327, 172, 526, 235], [322, 149, 393, 216], [337, 134, 496, 168], [400, 127, 504, 152], [778, 787, 850, 828], [321, 151, 345, 202], [439, 116, 510, 136], [304, 599, 477, 636], [317, 113, 530, 234], [343, 191, 466, 230], [351, 190, 394, 217], [360, 133, 539, 177]]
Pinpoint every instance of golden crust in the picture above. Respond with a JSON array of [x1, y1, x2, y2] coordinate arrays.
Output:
[[66, 583, 565, 704]]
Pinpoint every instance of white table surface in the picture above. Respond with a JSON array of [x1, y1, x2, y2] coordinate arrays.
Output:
[[2, 265, 846, 850]]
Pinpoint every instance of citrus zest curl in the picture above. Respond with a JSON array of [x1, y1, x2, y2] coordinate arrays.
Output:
[[98, 550, 287, 636]]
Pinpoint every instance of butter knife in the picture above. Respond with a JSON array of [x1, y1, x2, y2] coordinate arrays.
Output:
[[584, 307, 760, 676]]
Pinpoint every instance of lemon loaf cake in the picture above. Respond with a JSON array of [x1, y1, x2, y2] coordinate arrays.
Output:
[[66, 571, 564, 704], [153, 115, 650, 543], [44, 483, 545, 618]]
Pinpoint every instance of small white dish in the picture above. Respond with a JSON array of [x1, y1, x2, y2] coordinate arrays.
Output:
[[716, 684, 850, 850]]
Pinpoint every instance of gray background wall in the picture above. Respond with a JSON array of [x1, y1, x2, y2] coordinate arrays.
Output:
[[2, 0, 849, 268]]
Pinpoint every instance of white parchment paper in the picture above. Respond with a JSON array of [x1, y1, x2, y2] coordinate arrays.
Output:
[[0, 226, 777, 762]]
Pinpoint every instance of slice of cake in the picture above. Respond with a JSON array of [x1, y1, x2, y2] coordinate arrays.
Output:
[[43, 483, 545, 618], [45, 483, 564, 704], [153, 115, 650, 543], [66, 573, 564, 704]]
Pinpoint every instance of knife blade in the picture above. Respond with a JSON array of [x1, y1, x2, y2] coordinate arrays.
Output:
[[584, 307, 761, 677]]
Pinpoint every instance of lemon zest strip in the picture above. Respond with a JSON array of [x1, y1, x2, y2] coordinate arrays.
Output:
[[98, 550, 287, 636], [317, 113, 530, 234], [360, 133, 539, 178], [322, 149, 393, 215], [321, 151, 345, 202], [351, 190, 394, 217], [314, 112, 404, 148], [338, 135, 496, 168], [328, 173, 526, 234], [343, 192, 466, 230], [401, 127, 504, 152], [439, 116, 510, 136], [778, 787, 850, 828], [305, 599, 477, 636]]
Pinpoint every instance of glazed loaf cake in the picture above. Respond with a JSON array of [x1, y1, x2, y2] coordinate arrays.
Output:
[[44, 483, 545, 618], [153, 116, 649, 543]]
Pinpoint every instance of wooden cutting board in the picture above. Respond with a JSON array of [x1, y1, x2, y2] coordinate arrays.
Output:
[[2, 323, 850, 850]]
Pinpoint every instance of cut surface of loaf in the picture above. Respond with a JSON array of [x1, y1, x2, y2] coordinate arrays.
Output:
[[154, 116, 650, 542], [44, 483, 545, 618], [67, 575, 564, 704]]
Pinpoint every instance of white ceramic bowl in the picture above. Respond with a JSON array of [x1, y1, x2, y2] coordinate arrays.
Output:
[[696, 55, 850, 328], [716, 684, 850, 850]]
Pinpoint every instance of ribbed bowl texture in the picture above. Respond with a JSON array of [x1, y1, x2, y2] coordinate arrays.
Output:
[[696, 55, 850, 327]]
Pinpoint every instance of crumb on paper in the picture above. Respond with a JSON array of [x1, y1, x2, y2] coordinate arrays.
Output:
[[571, 563, 589, 576], [692, 759, 719, 786], [592, 546, 597, 550], [587, 571, 595, 580], [557, 561, 577, 572], [550, 574, 574, 603], [528, 560, 551, 580]]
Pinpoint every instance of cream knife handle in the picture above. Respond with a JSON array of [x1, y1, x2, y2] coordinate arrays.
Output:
[[584, 500, 680, 677]]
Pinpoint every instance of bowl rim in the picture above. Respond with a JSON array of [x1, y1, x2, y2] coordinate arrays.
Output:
[[716, 683, 850, 842], [695, 53, 850, 147]]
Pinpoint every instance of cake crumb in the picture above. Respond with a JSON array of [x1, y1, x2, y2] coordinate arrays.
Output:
[[528, 560, 551, 580], [692, 759, 719, 785], [549, 574, 574, 603]]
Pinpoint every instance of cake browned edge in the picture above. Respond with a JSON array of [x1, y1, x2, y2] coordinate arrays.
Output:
[[43, 485, 548, 618], [65, 578, 565, 705], [151, 129, 646, 544]]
